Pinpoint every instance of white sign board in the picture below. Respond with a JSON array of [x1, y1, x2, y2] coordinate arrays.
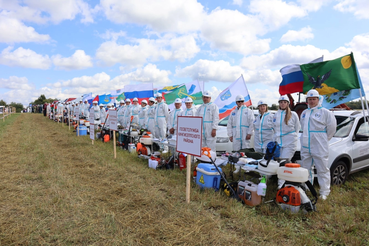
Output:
[[89, 108, 94, 123], [176, 116, 202, 157], [109, 109, 118, 131], [90, 123, 95, 140], [75, 107, 80, 121], [0, 106, 3, 114]]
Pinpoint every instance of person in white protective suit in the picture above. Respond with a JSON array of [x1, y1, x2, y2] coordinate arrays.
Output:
[[46, 103, 51, 117], [196, 91, 219, 151], [253, 100, 275, 153], [123, 98, 132, 128], [79, 100, 84, 118], [99, 104, 107, 124], [129, 97, 140, 126], [146, 97, 156, 137], [117, 100, 125, 126], [227, 95, 255, 151], [92, 101, 100, 124], [154, 93, 169, 140], [273, 95, 300, 160], [138, 100, 148, 129], [300, 89, 336, 200], [168, 98, 183, 135], [83, 100, 90, 119], [180, 97, 197, 116]]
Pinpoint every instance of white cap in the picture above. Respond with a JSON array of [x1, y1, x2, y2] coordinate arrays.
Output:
[[99, 104, 104, 106], [203, 91, 211, 97], [306, 89, 320, 98], [235, 95, 244, 102], [93, 101, 98, 104], [141, 100, 148, 104], [278, 95, 290, 103], [258, 100, 267, 107], [174, 98, 182, 104], [156, 92, 162, 98], [185, 97, 193, 103], [119, 100, 125, 104], [84, 99, 88, 102], [149, 97, 156, 102], [125, 98, 131, 103], [79, 99, 82, 101], [133, 97, 138, 102]]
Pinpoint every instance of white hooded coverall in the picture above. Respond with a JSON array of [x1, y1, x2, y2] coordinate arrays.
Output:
[[117, 106, 126, 126], [83, 103, 90, 119], [168, 108, 183, 134], [155, 102, 169, 139], [138, 106, 148, 129], [146, 105, 156, 137], [180, 107, 196, 116], [196, 102, 219, 151], [100, 108, 107, 123], [273, 110, 300, 160], [300, 105, 336, 196], [253, 112, 275, 153], [124, 105, 132, 127], [227, 105, 255, 151], [129, 104, 140, 125]]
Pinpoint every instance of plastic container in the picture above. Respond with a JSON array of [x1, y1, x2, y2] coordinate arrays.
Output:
[[149, 159, 158, 169], [257, 176, 267, 196], [84, 121, 90, 127], [277, 163, 308, 183], [128, 143, 136, 153], [76, 126, 88, 136], [131, 131, 138, 137], [196, 163, 222, 190], [80, 119, 85, 125], [104, 134, 110, 142], [258, 159, 280, 175], [140, 135, 152, 145], [238, 181, 262, 206]]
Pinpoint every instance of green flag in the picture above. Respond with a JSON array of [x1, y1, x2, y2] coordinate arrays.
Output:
[[300, 53, 361, 95], [163, 85, 188, 104], [190, 91, 203, 105], [116, 92, 125, 102]]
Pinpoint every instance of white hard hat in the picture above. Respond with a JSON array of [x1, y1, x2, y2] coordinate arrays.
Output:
[[306, 89, 320, 98], [125, 98, 131, 103], [141, 100, 148, 104], [196, 150, 217, 162], [84, 99, 88, 102], [203, 91, 211, 97], [156, 93, 162, 98], [174, 98, 182, 104], [278, 95, 290, 103], [235, 95, 244, 102], [258, 100, 267, 107], [99, 104, 104, 106], [133, 97, 138, 102], [185, 97, 193, 103], [93, 101, 98, 104], [149, 97, 156, 102], [119, 100, 125, 104]]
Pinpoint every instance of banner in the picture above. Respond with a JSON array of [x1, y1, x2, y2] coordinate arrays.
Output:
[[301, 53, 361, 95], [214, 75, 252, 119]]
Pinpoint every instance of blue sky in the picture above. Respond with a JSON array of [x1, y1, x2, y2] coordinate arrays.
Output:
[[0, 0, 369, 107]]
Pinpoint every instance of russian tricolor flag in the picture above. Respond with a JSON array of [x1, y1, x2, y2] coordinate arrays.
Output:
[[124, 84, 154, 103], [279, 56, 323, 95]]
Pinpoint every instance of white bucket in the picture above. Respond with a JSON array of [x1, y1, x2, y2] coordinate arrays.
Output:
[[149, 160, 158, 169]]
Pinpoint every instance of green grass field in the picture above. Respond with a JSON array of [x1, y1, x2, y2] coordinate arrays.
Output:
[[0, 114, 368, 245]]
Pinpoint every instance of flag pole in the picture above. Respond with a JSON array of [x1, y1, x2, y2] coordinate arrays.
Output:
[[359, 89, 367, 123]]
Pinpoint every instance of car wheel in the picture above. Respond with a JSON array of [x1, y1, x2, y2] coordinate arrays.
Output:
[[330, 161, 348, 185]]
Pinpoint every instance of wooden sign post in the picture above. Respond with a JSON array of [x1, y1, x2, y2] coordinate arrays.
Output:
[[176, 116, 203, 204], [109, 109, 118, 159], [90, 108, 95, 145]]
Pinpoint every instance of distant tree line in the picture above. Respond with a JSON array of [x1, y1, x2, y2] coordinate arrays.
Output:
[[0, 99, 24, 113], [31, 94, 59, 105]]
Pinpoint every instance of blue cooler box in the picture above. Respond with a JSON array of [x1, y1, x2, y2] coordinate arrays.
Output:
[[77, 126, 88, 136], [196, 163, 222, 190]]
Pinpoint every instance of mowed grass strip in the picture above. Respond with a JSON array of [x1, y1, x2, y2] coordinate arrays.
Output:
[[0, 114, 368, 245]]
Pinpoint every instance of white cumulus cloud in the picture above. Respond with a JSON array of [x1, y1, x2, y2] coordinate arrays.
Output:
[[0, 46, 51, 69], [0, 15, 50, 43], [52, 50, 93, 70], [280, 26, 314, 43], [0, 76, 33, 90], [334, 0, 369, 19], [175, 59, 245, 82]]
